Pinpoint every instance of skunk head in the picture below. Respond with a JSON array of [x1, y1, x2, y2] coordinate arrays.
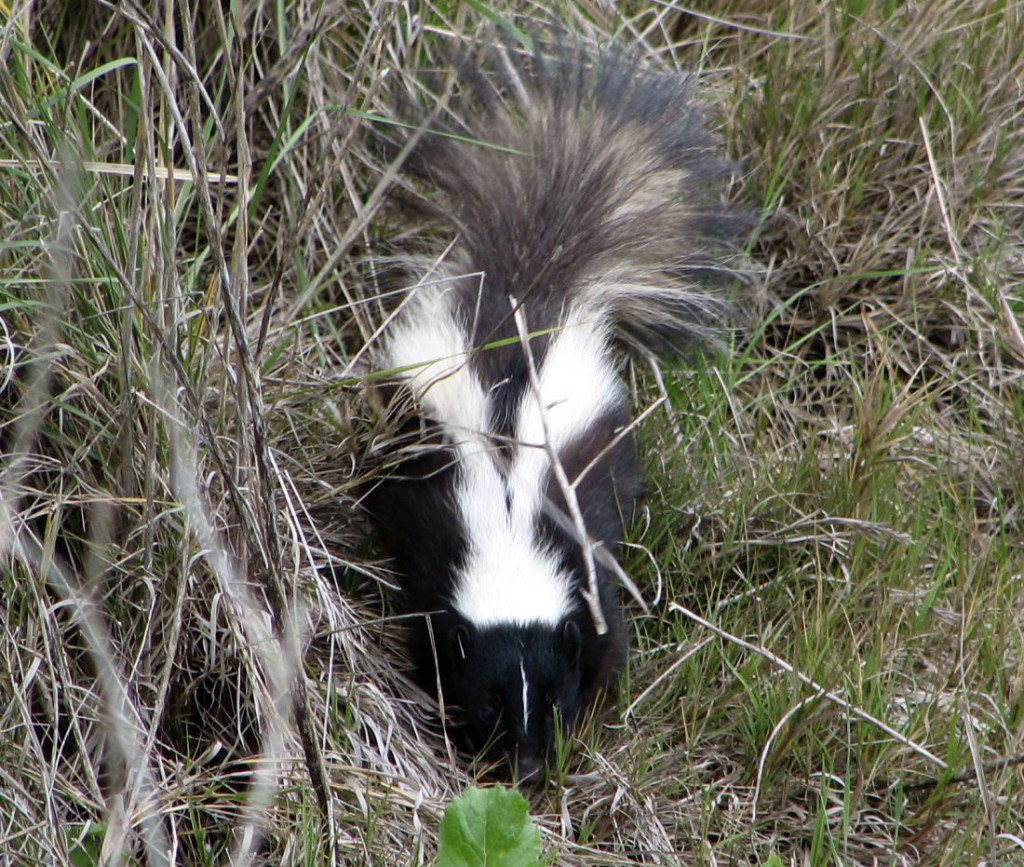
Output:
[[441, 615, 585, 781]]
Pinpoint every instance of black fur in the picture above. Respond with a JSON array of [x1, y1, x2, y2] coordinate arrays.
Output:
[[367, 404, 636, 779]]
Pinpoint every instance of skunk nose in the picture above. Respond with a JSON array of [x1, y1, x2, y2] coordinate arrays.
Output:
[[515, 752, 544, 784]]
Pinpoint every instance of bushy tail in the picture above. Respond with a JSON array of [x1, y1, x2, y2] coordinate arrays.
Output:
[[389, 34, 754, 357]]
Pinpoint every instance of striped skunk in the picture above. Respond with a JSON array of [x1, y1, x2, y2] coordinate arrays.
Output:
[[365, 35, 750, 780]]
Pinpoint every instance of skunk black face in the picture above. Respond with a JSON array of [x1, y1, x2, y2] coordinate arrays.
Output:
[[441, 619, 584, 781]]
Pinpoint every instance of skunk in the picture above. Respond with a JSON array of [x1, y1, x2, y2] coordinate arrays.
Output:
[[366, 36, 750, 780]]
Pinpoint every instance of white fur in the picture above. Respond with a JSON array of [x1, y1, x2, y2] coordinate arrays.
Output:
[[384, 288, 488, 438], [387, 293, 622, 629], [453, 310, 622, 627], [520, 658, 530, 735], [508, 312, 622, 526]]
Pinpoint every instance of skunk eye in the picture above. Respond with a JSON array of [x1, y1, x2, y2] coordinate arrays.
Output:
[[479, 704, 499, 727]]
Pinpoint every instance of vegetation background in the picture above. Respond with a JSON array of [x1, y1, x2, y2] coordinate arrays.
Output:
[[1, 0, 1022, 864]]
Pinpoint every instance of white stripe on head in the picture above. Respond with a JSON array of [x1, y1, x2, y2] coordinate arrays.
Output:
[[520, 656, 530, 736]]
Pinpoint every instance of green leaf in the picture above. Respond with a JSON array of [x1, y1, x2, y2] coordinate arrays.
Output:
[[462, 1, 533, 48], [65, 823, 105, 867], [437, 786, 542, 867]]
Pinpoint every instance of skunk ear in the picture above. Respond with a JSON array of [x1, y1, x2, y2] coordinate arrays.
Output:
[[449, 624, 471, 662], [562, 620, 582, 669]]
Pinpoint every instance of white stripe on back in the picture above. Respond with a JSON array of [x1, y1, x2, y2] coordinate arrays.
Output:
[[387, 293, 621, 627]]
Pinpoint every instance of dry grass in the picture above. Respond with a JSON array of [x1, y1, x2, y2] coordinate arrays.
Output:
[[1, 1, 1022, 864]]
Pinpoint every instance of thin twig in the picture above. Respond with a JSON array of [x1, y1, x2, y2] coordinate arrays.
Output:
[[510, 297, 608, 636], [889, 752, 1024, 793], [668, 602, 948, 770]]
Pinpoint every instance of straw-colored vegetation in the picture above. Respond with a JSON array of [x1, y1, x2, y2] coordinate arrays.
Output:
[[1, 1, 1022, 864]]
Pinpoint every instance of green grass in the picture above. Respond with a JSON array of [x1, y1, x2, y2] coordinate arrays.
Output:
[[2, 1, 1023, 864]]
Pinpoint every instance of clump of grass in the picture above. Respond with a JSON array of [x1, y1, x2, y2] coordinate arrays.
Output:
[[1, 1, 1022, 865]]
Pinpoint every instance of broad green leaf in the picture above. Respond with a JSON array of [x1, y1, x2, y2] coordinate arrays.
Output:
[[437, 786, 542, 867]]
